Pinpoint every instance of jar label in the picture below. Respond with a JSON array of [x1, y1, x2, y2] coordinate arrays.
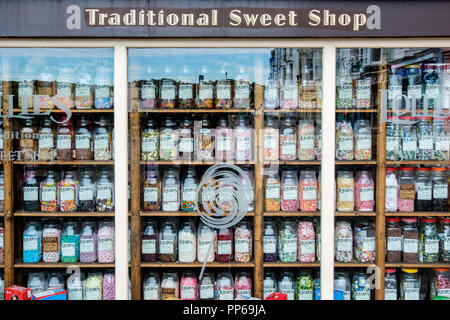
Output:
[[98, 237, 113, 252], [300, 240, 315, 255], [437, 289, 450, 298], [218, 288, 234, 300], [264, 85, 278, 100], [217, 240, 232, 255], [337, 238, 352, 252], [79, 186, 94, 201], [68, 287, 83, 300], [436, 136, 449, 151], [159, 239, 174, 254], [388, 85, 402, 100], [23, 236, 38, 251], [217, 84, 231, 100], [199, 84, 213, 100], [95, 85, 110, 98], [160, 133, 175, 148], [354, 291, 371, 300], [265, 184, 280, 199], [235, 238, 250, 253], [141, 84, 156, 99], [424, 239, 439, 254], [56, 135, 71, 149], [418, 136, 433, 150], [386, 137, 399, 151], [360, 187, 374, 202], [178, 84, 193, 99], [387, 237, 402, 251], [444, 236, 450, 251], [403, 136, 417, 152], [144, 284, 159, 300], [179, 137, 193, 152], [199, 284, 214, 299], [97, 184, 112, 200], [237, 289, 251, 298], [356, 84, 371, 100], [43, 236, 58, 252], [144, 187, 158, 202], [142, 239, 156, 254], [142, 136, 157, 152], [356, 134, 371, 150], [426, 84, 440, 96], [263, 288, 276, 300], [385, 288, 397, 300], [338, 136, 353, 151], [94, 134, 109, 150], [281, 139, 296, 155], [60, 186, 75, 201], [403, 238, 418, 253], [263, 236, 276, 253], [282, 238, 297, 254], [236, 136, 251, 151], [404, 288, 419, 300], [283, 84, 297, 100], [178, 238, 195, 260], [338, 188, 353, 202], [41, 186, 56, 201], [338, 85, 353, 99], [19, 82, 33, 96], [61, 242, 75, 257], [417, 184, 432, 200], [75, 134, 91, 149], [363, 237, 376, 252], [264, 134, 278, 150], [39, 133, 54, 149], [300, 135, 314, 150], [80, 238, 94, 253], [280, 288, 295, 300], [76, 84, 91, 97], [85, 287, 101, 300], [282, 185, 297, 200], [160, 85, 176, 100], [182, 186, 196, 202], [235, 83, 250, 99], [163, 187, 178, 202], [24, 186, 39, 201], [302, 186, 317, 200], [181, 286, 196, 300], [298, 289, 313, 300], [216, 136, 232, 151], [407, 85, 422, 98], [433, 184, 448, 199]]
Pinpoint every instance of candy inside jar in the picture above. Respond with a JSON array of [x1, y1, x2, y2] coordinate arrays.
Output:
[[299, 170, 318, 212], [354, 170, 375, 212], [281, 168, 299, 212]]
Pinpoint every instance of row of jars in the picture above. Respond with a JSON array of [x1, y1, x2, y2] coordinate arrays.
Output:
[[16, 116, 114, 161], [22, 218, 115, 263], [142, 219, 252, 263], [12, 65, 113, 110], [263, 218, 319, 263], [263, 116, 321, 161], [336, 74, 374, 109], [22, 167, 114, 212], [335, 115, 373, 160], [336, 169, 375, 212], [142, 166, 254, 212], [26, 270, 128, 300], [335, 219, 376, 263], [141, 114, 253, 161], [386, 216, 450, 263], [384, 268, 450, 300], [385, 167, 448, 212], [143, 270, 252, 300], [386, 116, 449, 161]]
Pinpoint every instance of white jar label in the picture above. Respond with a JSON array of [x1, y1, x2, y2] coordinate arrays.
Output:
[[282, 238, 297, 254], [182, 186, 196, 202], [404, 288, 419, 300], [281, 139, 296, 155], [338, 188, 353, 202], [142, 137, 157, 152], [41, 187, 56, 201], [264, 85, 278, 100], [95, 85, 110, 98], [199, 284, 214, 299], [338, 85, 353, 99], [142, 239, 156, 254], [387, 237, 402, 251], [424, 239, 439, 254], [444, 236, 450, 251], [280, 288, 295, 300], [79, 186, 94, 201], [159, 239, 174, 254], [24, 186, 39, 201], [417, 184, 432, 200], [356, 84, 371, 100], [300, 135, 314, 150], [178, 84, 193, 99], [419, 137, 433, 150], [61, 242, 75, 257], [407, 85, 422, 98], [264, 134, 278, 150], [235, 83, 250, 99], [302, 186, 317, 200], [265, 184, 280, 199], [60, 186, 75, 201], [337, 238, 352, 252], [217, 84, 231, 100], [144, 285, 159, 300], [94, 134, 109, 150], [39, 133, 54, 149], [98, 238, 113, 252], [426, 84, 440, 96], [160, 84, 176, 100], [338, 136, 353, 151], [283, 84, 297, 100], [386, 137, 399, 151], [354, 291, 371, 300], [181, 286, 196, 299], [216, 136, 231, 151], [144, 187, 158, 202], [363, 237, 376, 252], [357, 134, 371, 150], [433, 184, 447, 199], [403, 238, 418, 253], [218, 289, 234, 300], [19, 82, 33, 96], [57, 135, 71, 149], [360, 187, 374, 202], [76, 84, 91, 97], [141, 84, 156, 99], [385, 288, 397, 300], [85, 287, 101, 300], [76, 134, 91, 149], [236, 136, 251, 151], [388, 85, 402, 100], [436, 136, 449, 151], [282, 185, 297, 200], [300, 240, 315, 255], [199, 85, 213, 100], [263, 236, 276, 253], [97, 184, 112, 200], [163, 187, 178, 202], [23, 236, 38, 251], [80, 238, 94, 253], [298, 289, 313, 300], [179, 137, 193, 153], [235, 238, 250, 253], [217, 240, 232, 255]]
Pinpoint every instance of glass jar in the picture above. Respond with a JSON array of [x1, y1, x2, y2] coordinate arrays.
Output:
[[75, 73, 94, 109], [75, 116, 93, 160], [264, 170, 280, 212], [23, 168, 40, 211], [430, 268, 450, 300], [93, 116, 112, 161], [176, 220, 195, 263], [415, 168, 432, 211], [423, 64, 440, 110], [215, 115, 233, 161], [234, 114, 252, 161], [388, 67, 403, 110], [55, 118, 74, 160], [46, 272, 64, 290], [23, 219, 42, 263], [235, 271, 252, 299], [216, 272, 234, 300], [352, 272, 371, 300], [59, 170, 77, 212], [297, 119, 315, 160], [386, 117, 401, 161], [400, 117, 417, 160], [278, 271, 295, 300], [85, 272, 103, 300], [198, 272, 215, 300], [419, 217, 439, 263], [97, 219, 115, 263], [78, 169, 96, 212], [398, 167, 415, 212], [178, 81, 195, 109], [431, 167, 448, 211], [384, 269, 398, 300], [143, 272, 160, 300], [96, 169, 114, 212], [38, 117, 55, 161], [142, 220, 158, 262], [27, 271, 46, 294], [215, 79, 233, 109], [263, 116, 279, 161], [264, 79, 279, 110], [197, 115, 214, 161], [299, 57, 317, 109], [402, 218, 419, 263], [234, 220, 252, 263], [139, 78, 157, 110], [142, 166, 160, 211], [334, 271, 351, 300], [178, 116, 193, 160], [61, 220, 80, 263], [355, 77, 372, 109], [180, 270, 197, 300], [405, 64, 422, 110], [353, 219, 376, 263], [37, 68, 56, 108], [385, 167, 399, 212], [263, 219, 277, 262], [355, 170, 375, 212], [278, 220, 297, 262], [196, 79, 214, 109], [159, 78, 177, 109], [181, 167, 197, 212], [94, 67, 112, 109], [263, 271, 277, 299], [216, 227, 233, 263], [240, 167, 255, 212], [80, 220, 97, 263], [400, 268, 420, 300], [159, 117, 179, 161], [417, 117, 433, 160], [141, 118, 159, 161], [335, 220, 353, 262], [336, 73, 354, 109], [162, 168, 180, 212], [43, 220, 61, 263], [67, 272, 84, 300], [279, 117, 297, 161], [159, 220, 177, 262], [438, 217, 450, 262], [354, 119, 372, 160], [280, 78, 298, 110], [233, 77, 251, 109], [19, 119, 38, 162], [386, 217, 402, 263], [297, 219, 315, 262], [281, 169, 299, 212], [336, 170, 354, 212], [296, 270, 314, 300], [336, 115, 354, 160], [433, 118, 449, 161], [315, 118, 322, 160], [299, 170, 318, 212]]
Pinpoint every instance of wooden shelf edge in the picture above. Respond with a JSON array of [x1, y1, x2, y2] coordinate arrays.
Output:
[[14, 211, 115, 217], [14, 262, 115, 268], [386, 212, 450, 216], [13, 109, 114, 113], [140, 109, 254, 113], [140, 161, 255, 165], [263, 211, 320, 217], [140, 211, 255, 217], [263, 262, 320, 267], [334, 262, 376, 267], [141, 262, 254, 267], [14, 160, 114, 165], [263, 109, 321, 113], [386, 160, 450, 165], [335, 211, 377, 216], [385, 263, 450, 268]]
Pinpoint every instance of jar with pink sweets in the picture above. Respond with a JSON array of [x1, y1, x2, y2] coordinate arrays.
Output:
[[299, 170, 318, 212], [235, 271, 252, 299], [180, 270, 198, 300], [279, 117, 297, 161], [315, 118, 322, 160], [281, 168, 299, 212], [297, 119, 315, 160], [355, 170, 375, 212], [297, 219, 316, 262], [216, 272, 234, 300]]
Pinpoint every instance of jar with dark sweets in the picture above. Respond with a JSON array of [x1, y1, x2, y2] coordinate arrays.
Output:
[[405, 64, 422, 110], [215, 79, 233, 109], [417, 117, 433, 160], [402, 217, 419, 263], [438, 217, 450, 262], [400, 268, 420, 300], [139, 70, 158, 110], [431, 167, 448, 212], [178, 116, 193, 160], [415, 168, 432, 211], [75, 116, 93, 160], [386, 217, 402, 263], [233, 76, 251, 109], [23, 167, 40, 211], [77, 168, 96, 212], [419, 217, 439, 263], [384, 268, 398, 300], [159, 219, 177, 262], [142, 219, 158, 262], [178, 73, 195, 109], [142, 166, 161, 211], [56, 117, 74, 160], [159, 78, 177, 109], [263, 219, 277, 262]]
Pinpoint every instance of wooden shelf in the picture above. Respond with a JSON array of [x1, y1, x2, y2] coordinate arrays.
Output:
[[263, 211, 320, 217], [386, 211, 450, 217], [14, 261, 115, 268], [335, 211, 377, 217], [14, 211, 115, 217], [334, 261, 376, 267], [263, 262, 320, 267], [386, 160, 450, 165], [336, 160, 377, 165], [263, 160, 320, 165], [336, 109, 377, 113], [141, 262, 254, 267], [141, 160, 255, 165], [385, 263, 450, 268], [14, 160, 114, 165], [13, 108, 114, 113], [141, 211, 254, 217], [140, 109, 253, 113], [263, 109, 321, 113]]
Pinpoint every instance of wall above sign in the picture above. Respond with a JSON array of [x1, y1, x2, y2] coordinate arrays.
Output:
[[0, 0, 449, 38]]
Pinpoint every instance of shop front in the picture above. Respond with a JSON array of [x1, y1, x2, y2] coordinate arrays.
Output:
[[0, 0, 449, 301]]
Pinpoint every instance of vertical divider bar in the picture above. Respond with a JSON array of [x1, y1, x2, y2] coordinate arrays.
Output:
[[253, 84, 264, 299], [114, 45, 129, 300], [320, 45, 336, 300], [129, 81, 141, 300], [375, 65, 388, 300]]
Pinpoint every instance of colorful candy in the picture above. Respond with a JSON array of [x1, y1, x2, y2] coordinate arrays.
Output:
[[297, 220, 316, 262]]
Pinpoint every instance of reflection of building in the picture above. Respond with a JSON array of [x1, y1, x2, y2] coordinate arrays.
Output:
[[269, 48, 321, 82]]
